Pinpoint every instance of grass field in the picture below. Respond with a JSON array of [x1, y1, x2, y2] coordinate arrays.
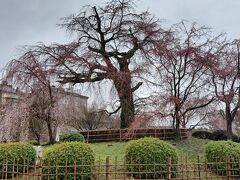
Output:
[[90, 138, 210, 163]]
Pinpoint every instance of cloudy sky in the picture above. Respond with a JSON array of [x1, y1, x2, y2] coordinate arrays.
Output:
[[1, 0, 240, 73]]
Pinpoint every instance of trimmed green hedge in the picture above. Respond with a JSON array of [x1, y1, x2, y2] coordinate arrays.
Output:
[[42, 142, 95, 180], [59, 132, 85, 142], [205, 141, 240, 175], [125, 137, 178, 179], [0, 142, 36, 178]]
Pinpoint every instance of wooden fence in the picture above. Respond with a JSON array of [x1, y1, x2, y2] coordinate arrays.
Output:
[[80, 128, 188, 143], [1, 157, 240, 179]]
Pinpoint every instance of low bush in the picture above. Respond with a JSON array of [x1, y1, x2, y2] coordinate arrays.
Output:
[[28, 140, 39, 146], [232, 135, 240, 143], [42, 142, 95, 180], [59, 132, 85, 142], [0, 142, 36, 178], [192, 130, 212, 139], [209, 130, 240, 142], [205, 141, 240, 175], [125, 137, 178, 179], [209, 130, 227, 140]]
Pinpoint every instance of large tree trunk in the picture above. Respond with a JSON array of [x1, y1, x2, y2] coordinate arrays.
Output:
[[46, 86, 56, 144], [225, 105, 233, 140], [174, 106, 181, 139], [114, 77, 135, 128], [119, 95, 134, 128], [46, 121, 55, 144], [114, 61, 136, 129], [172, 116, 175, 128], [226, 119, 233, 140], [46, 111, 55, 144]]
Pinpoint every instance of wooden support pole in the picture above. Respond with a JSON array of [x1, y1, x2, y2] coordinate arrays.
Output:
[[106, 156, 110, 180]]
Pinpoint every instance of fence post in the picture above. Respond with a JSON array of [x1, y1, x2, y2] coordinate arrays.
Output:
[[56, 159, 58, 180], [87, 131, 90, 143], [185, 157, 189, 179], [38, 158, 43, 180], [97, 159, 101, 180], [74, 161, 77, 180], [197, 156, 201, 178], [123, 159, 126, 180], [163, 129, 166, 139], [106, 156, 110, 180], [5, 158, 8, 179], [166, 158, 171, 180], [120, 129, 122, 142], [227, 158, 232, 180], [238, 160, 240, 179]]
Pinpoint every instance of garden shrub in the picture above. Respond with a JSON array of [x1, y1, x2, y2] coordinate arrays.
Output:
[[125, 137, 178, 179], [205, 141, 240, 175], [0, 142, 36, 178], [232, 135, 240, 143], [59, 132, 85, 142], [42, 142, 95, 180], [209, 130, 227, 140], [192, 129, 240, 143], [209, 130, 240, 142], [28, 140, 39, 146], [192, 130, 212, 139]]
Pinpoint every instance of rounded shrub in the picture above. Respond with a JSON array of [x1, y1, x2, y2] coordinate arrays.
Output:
[[42, 142, 95, 180], [59, 132, 85, 142], [125, 137, 178, 179], [205, 141, 240, 175], [209, 130, 240, 142], [209, 130, 227, 140], [0, 142, 36, 178], [192, 130, 212, 139]]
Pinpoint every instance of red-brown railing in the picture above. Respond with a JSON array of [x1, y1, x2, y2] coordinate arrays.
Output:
[[80, 128, 188, 143]]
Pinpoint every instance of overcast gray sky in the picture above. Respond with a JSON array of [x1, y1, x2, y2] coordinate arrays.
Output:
[[1, 0, 240, 73]]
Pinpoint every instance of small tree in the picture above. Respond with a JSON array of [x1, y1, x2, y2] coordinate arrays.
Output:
[[28, 87, 55, 145], [4, 52, 59, 144], [210, 40, 240, 139], [66, 106, 109, 131], [151, 22, 218, 137]]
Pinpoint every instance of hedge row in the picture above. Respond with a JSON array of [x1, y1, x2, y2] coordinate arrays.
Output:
[[0, 136, 178, 179], [192, 129, 240, 142], [3, 136, 240, 179]]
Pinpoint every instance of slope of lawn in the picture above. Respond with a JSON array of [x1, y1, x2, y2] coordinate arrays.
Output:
[[171, 138, 209, 162], [90, 142, 127, 163], [90, 138, 210, 163]]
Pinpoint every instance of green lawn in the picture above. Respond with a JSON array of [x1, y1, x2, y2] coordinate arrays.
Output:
[[90, 138, 210, 163], [170, 138, 209, 162], [90, 142, 126, 163]]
